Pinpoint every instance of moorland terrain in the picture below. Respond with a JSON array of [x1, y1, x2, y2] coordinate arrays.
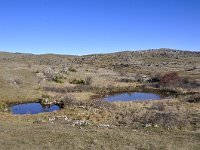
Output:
[[0, 48, 200, 150]]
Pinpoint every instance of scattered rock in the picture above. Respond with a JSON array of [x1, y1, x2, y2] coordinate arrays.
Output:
[[97, 124, 110, 128], [73, 120, 88, 126], [154, 124, 159, 128], [63, 115, 71, 121], [36, 72, 45, 79], [145, 124, 152, 128], [3, 108, 8, 112], [48, 117, 56, 122]]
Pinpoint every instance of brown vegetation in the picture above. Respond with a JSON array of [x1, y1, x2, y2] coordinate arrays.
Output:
[[0, 49, 200, 149]]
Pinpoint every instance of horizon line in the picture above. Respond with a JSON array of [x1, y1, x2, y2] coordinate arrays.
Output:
[[0, 48, 200, 56]]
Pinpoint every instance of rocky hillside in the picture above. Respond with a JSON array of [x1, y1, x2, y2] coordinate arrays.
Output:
[[0, 49, 200, 76], [77, 48, 200, 64]]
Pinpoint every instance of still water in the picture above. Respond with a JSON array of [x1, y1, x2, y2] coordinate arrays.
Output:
[[11, 103, 60, 115], [104, 92, 162, 102]]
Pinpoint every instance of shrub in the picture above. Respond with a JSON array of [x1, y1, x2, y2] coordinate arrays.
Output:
[[148, 74, 161, 83], [180, 77, 200, 89], [68, 67, 76, 72], [63, 95, 77, 106], [35, 70, 40, 74], [85, 76, 92, 85], [42, 94, 50, 99], [160, 72, 181, 87], [53, 76, 64, 84], [150, 102, 164, 111], [120, 78, 134, 83], [69, 79, 85, 84], [184, 94, 200, 103], [0, 102, 6, 112], [135, 74, 143, 83], [43, 67, 56, 80]]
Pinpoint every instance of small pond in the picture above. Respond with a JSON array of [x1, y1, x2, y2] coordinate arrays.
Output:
[[104, 92, 163, 102], [11, 103, 61, 115]]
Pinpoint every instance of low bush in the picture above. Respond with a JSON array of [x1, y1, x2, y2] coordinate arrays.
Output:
[[53, 76, 64, 84], [62, 95, 77, 106], [68, 67, 76, 72], [120, 78, 134, 83], [150, 102, 164, 111], [160, 72, 181, 88], [184, 94, 200, 103], [0, 102, 6, 112], [69, 79, 85, 84], [148, 74, 161, 83], [43, 67, 56, 79], [157, 72, 199, 91], [85, 76, 92, 85]]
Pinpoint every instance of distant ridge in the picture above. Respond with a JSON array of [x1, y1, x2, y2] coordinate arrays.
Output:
[[1, 48, 200, 56]]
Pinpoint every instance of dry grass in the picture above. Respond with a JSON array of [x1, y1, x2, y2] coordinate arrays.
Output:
[[0, 119, 200, 150], [112, 98, 200, 130], [0, 50, 200, 149]]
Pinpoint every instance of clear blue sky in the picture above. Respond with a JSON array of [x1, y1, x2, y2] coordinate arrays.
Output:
[[0, 0, 200, 55]]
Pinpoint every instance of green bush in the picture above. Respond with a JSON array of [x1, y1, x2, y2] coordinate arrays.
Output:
[[53, 76, 64, 84], [0, 102, 6, 112], [69, 79, 85, 84], [68, 67, 76, 72]]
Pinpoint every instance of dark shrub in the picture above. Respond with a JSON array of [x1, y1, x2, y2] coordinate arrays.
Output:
[[150, 102, 164, 111], [53, 76, 64, 84], [184, 94, 200, 103], [69, 79, 85, 84], [120, 78, 134, 83], [68, 67, 76, 72], [149, 74, 161, 83], [0, 102, 7, 112], [160, 72, 181, 87], [85, 76, 92, 85]]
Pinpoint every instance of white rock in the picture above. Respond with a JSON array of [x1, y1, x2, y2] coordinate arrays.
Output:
[[154, 124, 159, 128], [73, 120, 88, 126], [145, 124, 152, 127], [98, 124, 110, 128], [48, 117, 55, 122]]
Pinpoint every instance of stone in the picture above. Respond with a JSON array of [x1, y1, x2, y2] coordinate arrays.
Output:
[[72, 120, 88, 126], [48, 117, 56, 122], [145, 123, 152, 127], [97, 124, 110, 128], [36, 73, 45, 79]]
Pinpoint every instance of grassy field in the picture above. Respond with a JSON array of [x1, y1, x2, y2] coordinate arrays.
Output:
[[0, 119, 200, 150], [0, 49, 200, 149]]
